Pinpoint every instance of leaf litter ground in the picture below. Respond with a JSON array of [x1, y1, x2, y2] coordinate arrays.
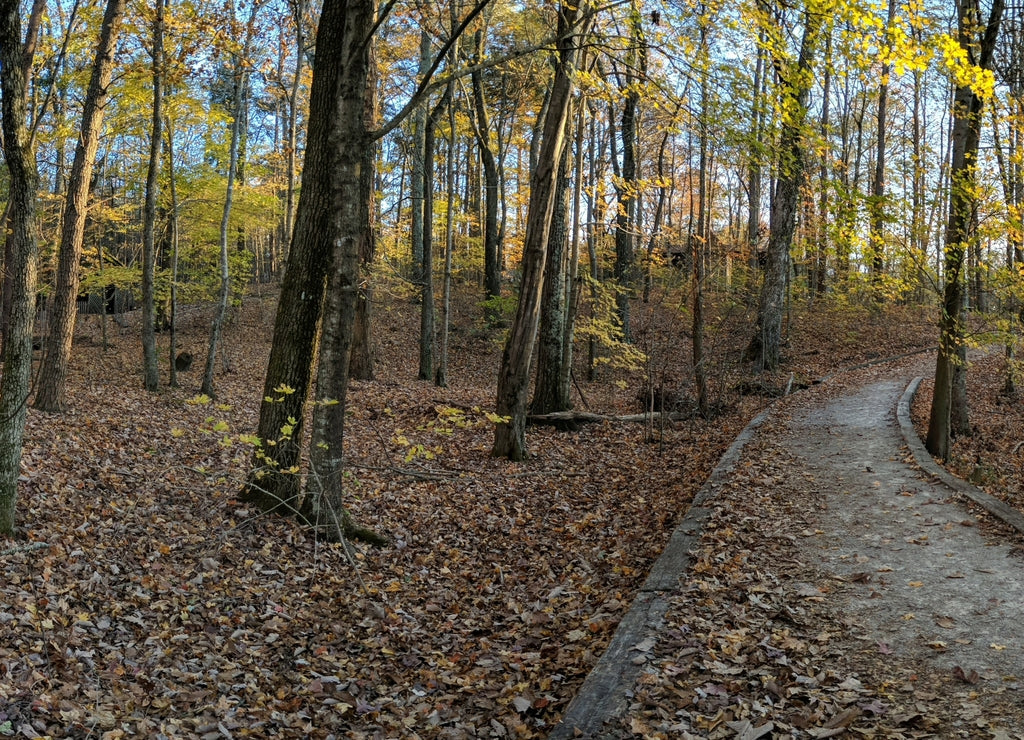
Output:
[[1, 292, 1020, 738]]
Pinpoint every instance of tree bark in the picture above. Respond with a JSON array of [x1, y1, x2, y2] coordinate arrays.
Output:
[[409, 30, 431, 278], [141, 0, 165, 392], [201, 0, 259, 399], [165, 116, 181, 388], [0, 0, 40, 535], [926, 0, 1003, 459], [470, 27, 502, 308], [418, 92, 450, 381], [745, 2, 824, 371], [242, 0, 339, 512], [301, 0, 377, 539], [493, 3, 587, 460], [868, 0, 896, 283], [349, 35, 378, 381], [283, 0, 305, 255], [33, 0, 126, 413], [530, 124, 572, 415]]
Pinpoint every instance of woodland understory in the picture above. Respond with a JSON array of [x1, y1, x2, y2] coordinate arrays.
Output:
[[1, 285, 1020, 739]]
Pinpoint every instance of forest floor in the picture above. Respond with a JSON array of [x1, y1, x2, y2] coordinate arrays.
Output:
[[0, 283, 1021, 739]]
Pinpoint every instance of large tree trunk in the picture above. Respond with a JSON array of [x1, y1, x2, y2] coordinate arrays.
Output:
[[926, 0, 1003, 459], [241, 0, 340, 513], [745, 3, 824, 371], [530, 127, 572, 415], [33, 0, 126, 413], [302, 0, 378, 540], [349, 38, 378, 381], [141, 0, 165, 392], [0, 0, 40, 535], [493, 3, 587, 460]]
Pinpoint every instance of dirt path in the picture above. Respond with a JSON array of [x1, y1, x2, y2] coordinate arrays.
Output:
[[554, 363, 1024, 738]]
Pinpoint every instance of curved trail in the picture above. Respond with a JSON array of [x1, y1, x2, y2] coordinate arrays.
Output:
[[792, 377, 1024, 677], [554, 366, 1024, 738]]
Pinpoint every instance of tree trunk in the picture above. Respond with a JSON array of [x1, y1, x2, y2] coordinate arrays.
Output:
[[747, 37, 766, 273], [471, 27, 502, 308], [530, 123, 572, 415], [349, 37, 378, 381], [868, 0, 896, 282], [34, 0, 126, 413], [0, 0, 40, 535], [409, 30, 431, 278], [813, 29, 832, 300], [141, 0, 165, 392], [745, 3, 824, 371], [243, 0, 489, 517], [302, 0, 377, 540], [418, 92, 450, 381], [493, 3, 587, 460], [242, 0, 339, 513], [560, 102, 586, 407], [694, 25, 711, 417], [927, 0, 1003, 459], [283, 0, 305, 255], [612, 25, 643, 343], [436, 68, 457, 388], [202, 1, 258, 398], [166, 116, 181, 388]]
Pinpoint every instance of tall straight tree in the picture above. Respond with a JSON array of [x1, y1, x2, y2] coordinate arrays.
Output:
[[530, 118, 572, 415], [470, 23, 503, 307], [34, 0, 127, 413], [609, 4, 646, 342], [418, 90, 451, 381], [410, 30, 432, 278], [201, 0, 261, 398], [242, 0, 341, 513], [868, 0, 897, 282], [745, 0, 828, 371], [0, 0, 41, 535], [926, 0, 1004, 460], [142, 0, 166, 391], [300, 0, 378, 538], [493, 2, 588, 460]]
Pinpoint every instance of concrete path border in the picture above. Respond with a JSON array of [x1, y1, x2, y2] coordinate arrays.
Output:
[[549, 405, 776, 738], [898, 377, 1024, 537]]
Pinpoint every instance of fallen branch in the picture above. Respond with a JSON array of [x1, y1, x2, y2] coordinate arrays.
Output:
[[527, 410, 692, 425], [0, 541, 49, 557]]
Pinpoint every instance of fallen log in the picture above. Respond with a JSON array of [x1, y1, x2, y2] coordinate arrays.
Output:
[[527, 410, 692, 425]]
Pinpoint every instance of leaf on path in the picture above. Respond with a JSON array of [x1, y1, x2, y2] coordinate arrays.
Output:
[[952, 666, 980, 684], [726, 719, 775, 739]]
